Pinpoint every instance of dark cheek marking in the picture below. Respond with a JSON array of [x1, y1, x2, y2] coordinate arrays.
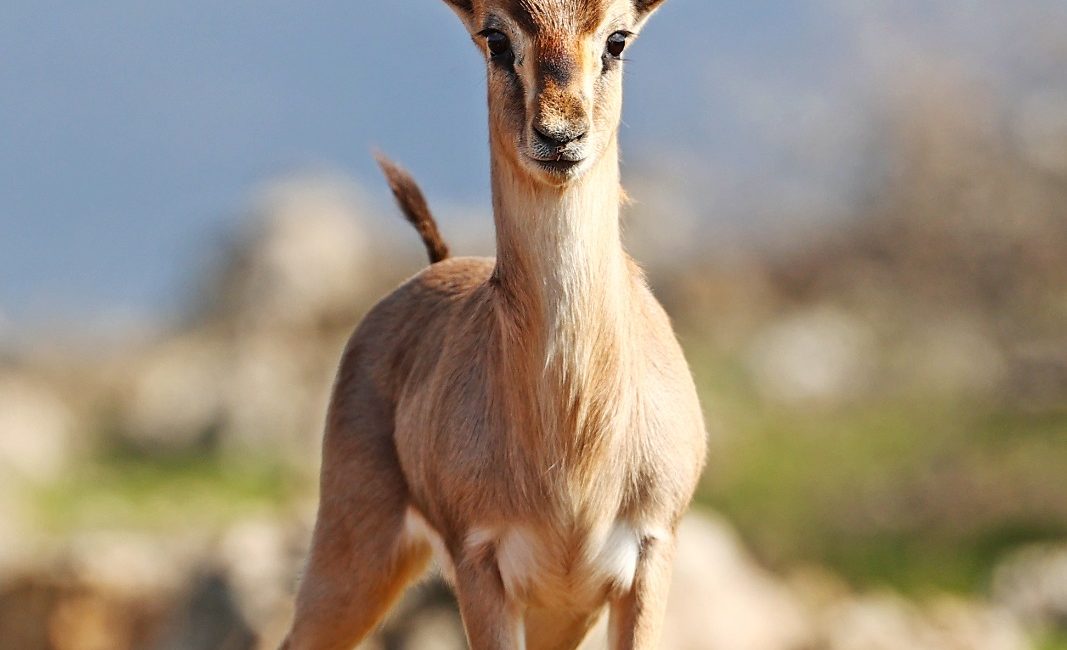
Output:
[[493, 67, 527, 131], [500, 57, 525, 101], [511, 72, 526, 119]]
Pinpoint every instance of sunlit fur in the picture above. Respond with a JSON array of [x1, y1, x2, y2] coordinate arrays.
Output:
[[280, 1, 705, 649]]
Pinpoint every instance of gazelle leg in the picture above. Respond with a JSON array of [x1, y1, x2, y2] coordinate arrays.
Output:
[[608, 535, 675, 650], [453, 552, 526, 650], [280, 400, 428, 650], [281, 522, 428, 650]]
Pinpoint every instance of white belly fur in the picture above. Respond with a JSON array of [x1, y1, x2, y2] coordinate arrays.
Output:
[[403, 507, 457, 584], [474, 521, 647, 608], [404, 507, 659, 609]]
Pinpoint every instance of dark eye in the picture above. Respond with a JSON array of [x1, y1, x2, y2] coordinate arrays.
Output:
[[481, 30, 512, 59], [606, 32, 630, 58]]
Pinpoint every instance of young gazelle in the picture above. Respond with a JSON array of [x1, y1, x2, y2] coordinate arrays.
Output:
[[281, 0, 706, 648]]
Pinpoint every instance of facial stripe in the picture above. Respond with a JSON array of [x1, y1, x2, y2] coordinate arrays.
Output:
[[538, 38, 577, 86]]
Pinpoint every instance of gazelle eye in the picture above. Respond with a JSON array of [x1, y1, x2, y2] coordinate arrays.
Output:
[[606, 32, 630, 58], [481, 30, 512, 59]]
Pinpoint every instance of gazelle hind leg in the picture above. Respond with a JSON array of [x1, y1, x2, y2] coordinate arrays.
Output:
[[608, 535, 675, 650], [281, 396, 428, 650]]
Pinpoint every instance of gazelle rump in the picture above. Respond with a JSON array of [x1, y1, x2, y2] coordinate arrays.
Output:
[[281, 1, 707, 648]]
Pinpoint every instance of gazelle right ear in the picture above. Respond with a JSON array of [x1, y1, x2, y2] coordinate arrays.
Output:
[[634, 0, 668, 28], [442, 0, 476, 29]]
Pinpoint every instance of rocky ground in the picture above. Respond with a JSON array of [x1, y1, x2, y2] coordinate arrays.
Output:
[[2, 507, 1063, 650]]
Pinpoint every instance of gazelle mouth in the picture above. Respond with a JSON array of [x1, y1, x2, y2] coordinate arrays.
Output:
[[528, 156, 584, 173]]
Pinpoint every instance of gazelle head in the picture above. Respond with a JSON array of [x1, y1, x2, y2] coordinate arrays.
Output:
[[443, 0, 667, 187]]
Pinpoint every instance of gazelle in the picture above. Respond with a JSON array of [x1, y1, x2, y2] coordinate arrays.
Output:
[[281, 0, 706, 648]]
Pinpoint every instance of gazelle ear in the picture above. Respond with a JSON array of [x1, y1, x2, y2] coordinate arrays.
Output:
[[634, 0, 667, 26], [442, 0, 477, 30]]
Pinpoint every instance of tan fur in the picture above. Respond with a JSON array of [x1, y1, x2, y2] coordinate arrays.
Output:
[[281, 1, 705, 648]]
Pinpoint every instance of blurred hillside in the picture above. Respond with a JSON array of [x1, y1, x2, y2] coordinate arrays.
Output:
[[4, 0, 1067, 646]]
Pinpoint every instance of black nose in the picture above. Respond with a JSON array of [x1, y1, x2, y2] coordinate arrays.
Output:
[[533, 125, 587, 151]]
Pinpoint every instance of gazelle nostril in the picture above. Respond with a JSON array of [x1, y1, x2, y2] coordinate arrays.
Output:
[[533, 125, 562, 149], [533, 125, 587, 150]]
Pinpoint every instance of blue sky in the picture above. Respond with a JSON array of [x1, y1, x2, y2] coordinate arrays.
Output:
[[0, 1, 1059, 326]]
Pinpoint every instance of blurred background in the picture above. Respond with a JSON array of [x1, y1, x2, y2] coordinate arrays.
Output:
[[2, 0, 1067, 648]]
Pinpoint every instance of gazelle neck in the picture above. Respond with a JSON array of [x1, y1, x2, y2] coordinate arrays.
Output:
[[489, 131, 636, 483], [490, 136, 630, 338], [489, 130, 635, 447]]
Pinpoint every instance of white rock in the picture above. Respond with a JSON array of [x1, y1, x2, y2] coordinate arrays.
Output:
[[218, 334, 329, 458], [663, 513, 814, 650], [746, 307, 875, 406], [218, 175, 371, 331], [218, 518, 299, 632], [0, 373, 76, 482], [822, 594, 943, 650], [118, 336, 226, 451], [66, 531, 193, 599], [993, 543, 1067, 631], [928, 597, 1029, 650], [821, 593, 1029, 650]]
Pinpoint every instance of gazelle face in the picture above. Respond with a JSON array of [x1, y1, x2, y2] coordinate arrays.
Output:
[[443, 0, 666, 187]]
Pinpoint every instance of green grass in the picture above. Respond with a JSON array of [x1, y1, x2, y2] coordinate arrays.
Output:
[[27, 452, 311, 533], [688, 346, 1067, 596], [1040, 632, 1067, 650]]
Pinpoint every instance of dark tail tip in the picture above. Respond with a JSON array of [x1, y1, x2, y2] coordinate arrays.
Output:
[[374, 152, 451, 265]]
